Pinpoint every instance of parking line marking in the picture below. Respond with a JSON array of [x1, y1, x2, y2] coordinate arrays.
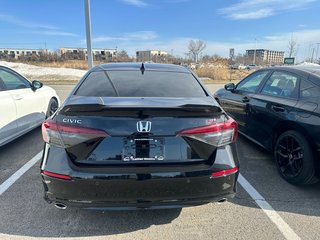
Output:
[[0, 151, 42, 196], [238, 174, 301, 240]]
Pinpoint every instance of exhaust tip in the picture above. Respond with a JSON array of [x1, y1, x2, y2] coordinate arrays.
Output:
[[217, 198, 227, 204], [55, 202, 67, 210]]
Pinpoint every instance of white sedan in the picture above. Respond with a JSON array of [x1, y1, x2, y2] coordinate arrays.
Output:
[[0, 65, 60, 146]]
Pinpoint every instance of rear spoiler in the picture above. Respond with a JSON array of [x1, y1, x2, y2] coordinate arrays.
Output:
[[60, 96, 222, 117]]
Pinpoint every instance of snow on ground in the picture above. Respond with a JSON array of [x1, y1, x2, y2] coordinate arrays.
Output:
[[0, 61, 86, 81], [297, 62, 320, 66]]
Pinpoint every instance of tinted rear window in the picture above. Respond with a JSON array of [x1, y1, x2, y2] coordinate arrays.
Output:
[[300, 79, 320, 99], [75, 70, 207, 97]]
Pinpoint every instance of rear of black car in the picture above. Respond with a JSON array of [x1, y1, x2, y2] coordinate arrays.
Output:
[[40, 63, 239, 210]]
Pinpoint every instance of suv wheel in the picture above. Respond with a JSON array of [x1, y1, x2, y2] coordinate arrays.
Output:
[[274, 130, 318, 185]]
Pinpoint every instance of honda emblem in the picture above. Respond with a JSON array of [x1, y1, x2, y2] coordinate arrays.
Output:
[[136, 121, 152, 133]]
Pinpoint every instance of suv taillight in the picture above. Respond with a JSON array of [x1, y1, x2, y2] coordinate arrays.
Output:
[[42, 119, 108, 148], [177, 117, 238, 147]]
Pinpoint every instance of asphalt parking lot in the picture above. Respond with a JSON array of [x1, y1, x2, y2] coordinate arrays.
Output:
[[0, 84, 320, 240]]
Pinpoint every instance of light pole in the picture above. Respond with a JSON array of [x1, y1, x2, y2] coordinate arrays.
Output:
[[316, 43, 320, 63], [295, 44, 300, 63], [84, 0, 93, 69], [253, 38, 257, 65], [308, 43, 313, 62], [311, 47, 315, 63]]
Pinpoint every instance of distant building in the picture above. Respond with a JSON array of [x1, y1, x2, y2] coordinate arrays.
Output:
[[246, 49, 285, 65], [0, 48, 44, 59], [59, 47, 117, 61], [136, 50, 168, 62]]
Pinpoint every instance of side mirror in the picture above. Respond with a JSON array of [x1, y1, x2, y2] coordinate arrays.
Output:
[[31, 80, 43, 90], [225, 83, 236, 92]]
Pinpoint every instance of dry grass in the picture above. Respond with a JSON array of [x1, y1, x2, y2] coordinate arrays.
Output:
[[195, 67, 254, 83], [195, 67, 229, 81], [27, 60, 103, 70], [41, 80, 78, 85], [25, 73, 80, 82]]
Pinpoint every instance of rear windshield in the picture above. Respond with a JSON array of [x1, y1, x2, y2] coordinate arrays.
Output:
[[75, 70, 207, 97]]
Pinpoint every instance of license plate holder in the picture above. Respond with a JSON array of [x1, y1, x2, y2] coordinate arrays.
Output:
[[123, 138, 164, 161]]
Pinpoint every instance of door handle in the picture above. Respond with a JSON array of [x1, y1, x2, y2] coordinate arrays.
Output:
[[271, 105, 285, 112], [242, 97, 250, 103], [13, 95, 23, 100]]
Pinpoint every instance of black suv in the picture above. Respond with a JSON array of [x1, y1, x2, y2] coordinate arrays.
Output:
[[41, 63, 239, 210]]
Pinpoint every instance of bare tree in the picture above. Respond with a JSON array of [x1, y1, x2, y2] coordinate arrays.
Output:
[[287, 37, 297, 58], [188, 40, 206, 63], [115, 50, 132, 62]]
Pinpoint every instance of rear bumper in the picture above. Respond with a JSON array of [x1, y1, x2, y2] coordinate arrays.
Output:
[[42, 173, 237, 210], [41, 143, 239, 209]]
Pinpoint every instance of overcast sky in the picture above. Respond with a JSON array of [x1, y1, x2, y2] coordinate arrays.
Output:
[[1, 0, 320, 61]]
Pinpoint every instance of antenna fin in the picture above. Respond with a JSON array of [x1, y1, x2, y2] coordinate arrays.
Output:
[[140, 63, 145, 75]]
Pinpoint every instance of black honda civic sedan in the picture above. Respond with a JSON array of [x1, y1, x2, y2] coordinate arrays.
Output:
[[40, 63, 239, 210], [215, 65, 320, 185]]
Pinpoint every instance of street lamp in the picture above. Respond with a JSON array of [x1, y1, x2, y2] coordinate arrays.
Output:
[[84, 0, 93, 69], [316, 43, 320, 62], [253, 38, 257, 65]]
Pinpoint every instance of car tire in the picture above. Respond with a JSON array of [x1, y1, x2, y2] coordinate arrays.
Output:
[[274, 130, 318, 185], [46, 98, 58, 118]]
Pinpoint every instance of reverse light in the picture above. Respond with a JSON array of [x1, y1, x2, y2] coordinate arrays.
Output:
[[211, 167, 239, 177], [42, 119, 108, 148], [177, 117, 238, 147]]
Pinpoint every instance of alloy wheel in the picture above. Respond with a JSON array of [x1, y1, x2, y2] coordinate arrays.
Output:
[[275, 135, 303, 178]]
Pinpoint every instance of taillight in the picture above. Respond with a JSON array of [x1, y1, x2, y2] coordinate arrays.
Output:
[[177, 117, 238, 147], [42, 119, 108, 148]]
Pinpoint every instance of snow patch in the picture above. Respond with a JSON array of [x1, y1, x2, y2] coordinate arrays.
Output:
[[297, 62, 320, 67], [0, 61, 86, 81]]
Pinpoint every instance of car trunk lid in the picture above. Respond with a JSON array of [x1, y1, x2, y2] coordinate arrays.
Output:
[[43, 96, 237, 165]]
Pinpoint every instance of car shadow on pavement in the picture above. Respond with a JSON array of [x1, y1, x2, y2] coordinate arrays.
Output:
[[231, 135, 320, 218], [1, 206, 182, 238]]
